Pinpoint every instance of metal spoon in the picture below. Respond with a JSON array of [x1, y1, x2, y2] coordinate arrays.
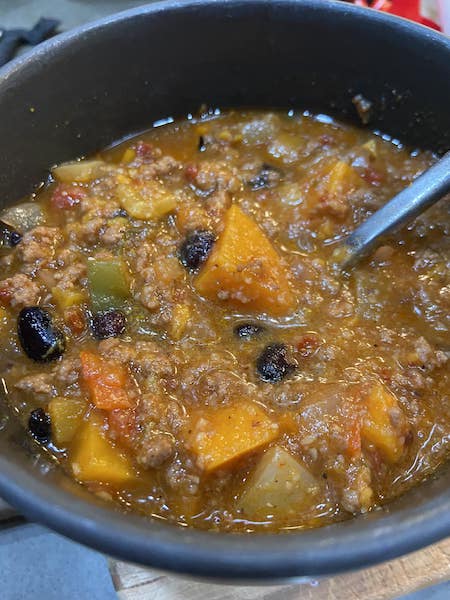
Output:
[[337, 151, 450, 270]]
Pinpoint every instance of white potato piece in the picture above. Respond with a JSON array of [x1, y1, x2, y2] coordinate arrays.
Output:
[[52, 159, 106, 183], [238, 446, 320, 519]]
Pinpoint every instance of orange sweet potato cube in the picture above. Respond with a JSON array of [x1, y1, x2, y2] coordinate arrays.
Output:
[[195, 205, 296, 316], [188, 402, 279, 472], [70, 416, 136, 485], [361, 382, 408, 463]]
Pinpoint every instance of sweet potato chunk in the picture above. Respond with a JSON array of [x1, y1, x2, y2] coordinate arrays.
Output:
[[195, 205, 295, 316], [188, 401, 279, 472], [361, 382, 409, 463], [71, 416, 136, 484]]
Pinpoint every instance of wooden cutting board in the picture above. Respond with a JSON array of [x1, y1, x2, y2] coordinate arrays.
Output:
[[110, 537, 450, 600]]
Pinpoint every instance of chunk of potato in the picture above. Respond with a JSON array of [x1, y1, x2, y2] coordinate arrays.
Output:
[[361, 382, 408, 463], [117, 175, 176, 220], [195, 205, 296, 316], [188, 401, 279, 473], [52, 160, 106, 183], [238, 446, 320, 518], [70, 416, 136, 485], [48, 397, 87, 446]]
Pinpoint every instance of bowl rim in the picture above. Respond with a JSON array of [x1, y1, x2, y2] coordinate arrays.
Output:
[[0, 0, 450, 581]]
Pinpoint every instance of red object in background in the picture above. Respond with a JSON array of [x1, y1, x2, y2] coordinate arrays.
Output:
[[351, 0, 442, 31]]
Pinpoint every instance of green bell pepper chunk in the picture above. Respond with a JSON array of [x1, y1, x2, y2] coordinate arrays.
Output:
[[87, 259, 130, 312]]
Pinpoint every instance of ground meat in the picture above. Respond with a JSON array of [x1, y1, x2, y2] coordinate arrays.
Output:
[[53, 356, 81, 387], [411, 336, 448, 370], [0, 274, 41, 308], [327, 291, 354, 319], [175, 197, 210, 234], [130, 239, 186, 320], [14, 373, 54, 396], [18, 227, 63, 272], [135, 431, 175, 469], [53, 261, 86, 291], [340, 461, 374, 513], [205, 189, 232, 220], [179, 352, 253, 407], [133, 155, 180, 181], [186, 160, 241, 195], [165, 458, 200, 495], [86, 171, 121, 210], [316, 194, 349, 219], [100, 218, 128, 246], [79, 193, 120, 219], [98, 338, 173, 381], [69, 216, 104, 245], [391, 368, 431, 392]]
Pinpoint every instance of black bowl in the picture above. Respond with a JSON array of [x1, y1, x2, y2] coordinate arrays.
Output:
[[0, 0, 449, 582]]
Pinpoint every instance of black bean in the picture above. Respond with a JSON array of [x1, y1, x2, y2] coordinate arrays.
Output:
[[234, 322, 266, 339], [178, 230, 215, 271], [18, 307, 65, 362], [256, 343, 296, 383], [198, 136, 207, 152], [28, 408, 51, 443], [0, 219, 22, 251], [91, 309, 126, 339], [247, 163, 281, 191]]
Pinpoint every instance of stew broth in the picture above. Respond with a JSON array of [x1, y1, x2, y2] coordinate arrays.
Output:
[[0, 109, 448, 532]]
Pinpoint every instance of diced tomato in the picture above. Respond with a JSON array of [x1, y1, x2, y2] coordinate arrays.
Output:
[[361, 167, 384, 186], [319, 134, 334, 146], [185, 163, 199, 181], [135, 140, 155, 158], [296, 334, 320, 358], [0, 287, 12, 306], [50, 184, 86, 209], [64, 305, 86, 335]]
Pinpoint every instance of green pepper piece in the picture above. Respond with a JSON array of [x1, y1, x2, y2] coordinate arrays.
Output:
[[87, 259, 130, 312]]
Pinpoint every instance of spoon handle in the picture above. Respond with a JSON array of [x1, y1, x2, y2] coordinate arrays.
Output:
[[339, 150, 450, 269]]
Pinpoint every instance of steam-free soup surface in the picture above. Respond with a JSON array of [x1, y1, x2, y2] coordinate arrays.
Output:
[[0, 109, 448, 532]]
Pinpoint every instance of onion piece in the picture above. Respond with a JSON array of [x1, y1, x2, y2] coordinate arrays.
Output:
[[1, 202, 44, 231]]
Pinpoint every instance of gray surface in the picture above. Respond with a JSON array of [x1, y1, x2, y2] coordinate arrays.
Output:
[[0, 0, 449, 598], [0, 523, 116, 600], [0, 0, 148, 30]]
